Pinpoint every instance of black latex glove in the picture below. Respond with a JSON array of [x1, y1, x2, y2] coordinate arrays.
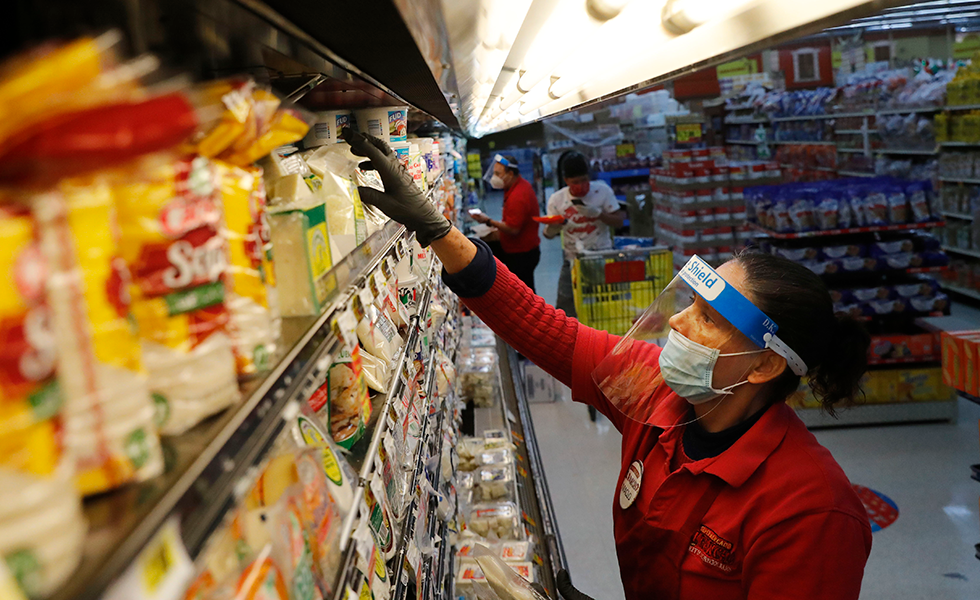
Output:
[[341, 128, 452, 246], [557, 569, 596, 600]]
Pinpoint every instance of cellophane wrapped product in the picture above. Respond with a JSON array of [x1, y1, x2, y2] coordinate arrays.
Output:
[[33, 177, 164, 495], [0, 204, 88, 599], [113, 154, 239, 435], [215, 161, 280, 377]]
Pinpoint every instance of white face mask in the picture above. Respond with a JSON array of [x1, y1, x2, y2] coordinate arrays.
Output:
[[489, 174, 506, 189], [658, 329, 764, 405]]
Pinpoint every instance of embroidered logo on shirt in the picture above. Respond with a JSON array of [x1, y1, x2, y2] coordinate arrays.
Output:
[[688, 525, 736, 573]]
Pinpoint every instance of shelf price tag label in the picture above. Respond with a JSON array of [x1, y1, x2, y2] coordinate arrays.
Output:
[[102, 517, 193, 600]]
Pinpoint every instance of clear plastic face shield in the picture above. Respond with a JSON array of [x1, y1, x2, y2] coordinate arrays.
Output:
[[482, 154, 514, 189], [591, 255, 807, 426]]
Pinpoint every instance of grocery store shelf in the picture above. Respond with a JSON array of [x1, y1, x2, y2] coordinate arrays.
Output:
[[770, 111, 875, 122], [942, 211, 973, 220], [838, 170, 877, 178], [942, 246, 980, 260], [53, 219, 411, 600], [877, 106, 944, 114], [595, 168, 650, 180], [771, 140, 836, 145], [940, 141, 980, 147], [837, 147, 867, 154], [749, 220, 944, 239], [867, 355, 940, 366], [947, 104, 980, 111], [499, 342, 568, 596], [835, 129, 868, 134], [725, 116, 769, 124], [725, 139, 762, 145], [942, 282, 980, 302], [796, 400, 957, 428], [940, 177, 980, 185], [875, 147, 939, 155], [779, 163, 837, 173]]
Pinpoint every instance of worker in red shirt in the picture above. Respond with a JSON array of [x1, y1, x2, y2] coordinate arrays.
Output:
[[345, 129, 873, 600], [471, 154, 541, 292]]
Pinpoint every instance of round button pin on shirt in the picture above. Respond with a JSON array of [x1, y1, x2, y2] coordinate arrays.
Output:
[[620, 460, 644, 509]]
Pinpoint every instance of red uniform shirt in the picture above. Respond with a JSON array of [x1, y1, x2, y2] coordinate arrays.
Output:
[[500, 176, 540, 254], [454, 253, 873, 600]]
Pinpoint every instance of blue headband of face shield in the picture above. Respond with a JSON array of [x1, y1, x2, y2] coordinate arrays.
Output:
[[679, 255, 808, 377], [493, 154, 514, 168]]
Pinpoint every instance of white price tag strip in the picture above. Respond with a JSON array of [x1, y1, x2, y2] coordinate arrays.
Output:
[[102, 517, 193, 600]]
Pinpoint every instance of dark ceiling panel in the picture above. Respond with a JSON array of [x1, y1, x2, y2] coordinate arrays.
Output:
[[262, 0, 459, 128]]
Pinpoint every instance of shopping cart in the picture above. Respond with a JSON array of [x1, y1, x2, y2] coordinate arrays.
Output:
[[571, 245, 674, 337]]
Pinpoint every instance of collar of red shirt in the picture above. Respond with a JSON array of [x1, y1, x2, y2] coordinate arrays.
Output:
[[651, 395, 792, 488]]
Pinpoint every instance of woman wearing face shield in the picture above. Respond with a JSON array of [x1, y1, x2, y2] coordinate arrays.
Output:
[[343, 129, 873, 600]]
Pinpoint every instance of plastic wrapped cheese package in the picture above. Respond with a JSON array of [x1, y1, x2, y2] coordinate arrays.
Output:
[[377, 433, 410, 522], [357, 304, 404, 362], [303, 144, 368, 259], [458, 438, 486, 472], [472, 545, 544, 600], [286, 405, 359, 518], [215, 161, 279, 376], [113, 154, 240, 436], [466, 502, 523, 540], [475, 464, 517, 502], [268, 198, 334, 317], [356, 349, 386, 393], [327, 345, 371, 449]]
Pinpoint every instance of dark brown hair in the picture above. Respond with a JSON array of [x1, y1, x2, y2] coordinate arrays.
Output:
[[734, 250, 870, 415]]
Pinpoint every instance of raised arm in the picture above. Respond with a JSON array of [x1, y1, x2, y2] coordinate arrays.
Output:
[[342, 129, 631, 424]]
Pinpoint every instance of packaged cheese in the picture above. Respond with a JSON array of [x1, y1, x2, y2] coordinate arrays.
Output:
[[31, 178, 164, 494], [215, 161, 279, 376], [268, 199, 334, 317], [326, 345, 371, 449], [303, 145, 369, 259], [113, 154, 239, 435]]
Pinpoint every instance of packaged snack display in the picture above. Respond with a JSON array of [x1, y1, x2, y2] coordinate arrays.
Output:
[[746, 177, 939, 233], [114, 154, 240, 435]]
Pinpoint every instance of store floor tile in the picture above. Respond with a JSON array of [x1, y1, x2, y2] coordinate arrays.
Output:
[[529, 390, 980, 599]]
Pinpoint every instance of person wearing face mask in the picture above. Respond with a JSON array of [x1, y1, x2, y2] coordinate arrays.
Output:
[[471, 154, 541, 291], [343, 128, 873, 600], [544, 152, 626, 317]]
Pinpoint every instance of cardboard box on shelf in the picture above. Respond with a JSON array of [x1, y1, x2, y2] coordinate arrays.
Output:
[[941, 330, 980, 393]]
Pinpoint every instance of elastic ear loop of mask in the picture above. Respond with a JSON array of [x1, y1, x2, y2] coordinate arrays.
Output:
[[653, 351, 764, 431]]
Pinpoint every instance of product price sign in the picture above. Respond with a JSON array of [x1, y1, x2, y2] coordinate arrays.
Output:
[[676, 123, 702, 144]]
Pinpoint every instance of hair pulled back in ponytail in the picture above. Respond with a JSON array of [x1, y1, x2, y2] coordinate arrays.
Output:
[[733, 250, 870, 415]]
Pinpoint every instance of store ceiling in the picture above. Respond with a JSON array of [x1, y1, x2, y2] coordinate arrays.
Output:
[[447, 0, 922, 137]]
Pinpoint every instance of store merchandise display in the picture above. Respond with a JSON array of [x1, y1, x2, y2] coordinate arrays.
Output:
[[748, 179, 954, 425], [0, 27, 478, 600], [745, 177, 943, 235], [651, 147, 778, 268]]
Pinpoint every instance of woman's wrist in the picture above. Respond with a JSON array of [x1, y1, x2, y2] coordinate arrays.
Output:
[[430, 227, 478, 274]]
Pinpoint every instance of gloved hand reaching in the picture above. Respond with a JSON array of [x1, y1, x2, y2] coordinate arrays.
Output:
[[557, 569, 596, 600], [342, 128, 452, 246]]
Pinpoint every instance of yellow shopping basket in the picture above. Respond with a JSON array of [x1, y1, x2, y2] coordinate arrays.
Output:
[[572, 246, 674, 336]]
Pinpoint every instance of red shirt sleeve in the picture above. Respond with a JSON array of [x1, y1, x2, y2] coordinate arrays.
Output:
[[461, 256, 639, 431], [742, 510, 871, 600]]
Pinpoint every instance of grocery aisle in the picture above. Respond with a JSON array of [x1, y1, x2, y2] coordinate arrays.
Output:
[[530, 369, 980, 600]]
